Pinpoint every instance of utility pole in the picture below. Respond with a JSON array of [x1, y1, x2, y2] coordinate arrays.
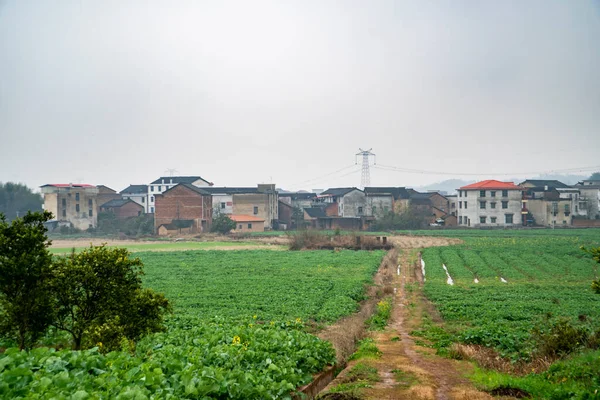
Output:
[[355, 148, 376, 189], [165, 168, 178, 177]]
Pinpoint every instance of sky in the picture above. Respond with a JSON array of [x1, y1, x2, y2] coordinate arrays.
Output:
[[1, 0, 600, 192]]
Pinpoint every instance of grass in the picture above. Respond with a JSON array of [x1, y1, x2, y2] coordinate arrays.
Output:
[[365, 298, 392, 331], [49, 241, 277, 254], [391, 368, 419, 388], [349, 338, 382, 361], [326, 362, 380, 397]]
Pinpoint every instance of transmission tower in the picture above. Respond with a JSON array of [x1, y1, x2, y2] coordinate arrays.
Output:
[[355, 148, 376, 189], [165, 168, 178, 177]]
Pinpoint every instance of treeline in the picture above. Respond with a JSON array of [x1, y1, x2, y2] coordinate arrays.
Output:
[[0, 182, 42, 221], [0, 211, 171, 351]]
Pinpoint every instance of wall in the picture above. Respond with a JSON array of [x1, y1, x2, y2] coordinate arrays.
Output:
[[154, 185, 211, 233], [579, 187, 600, 219], [428, 193, 449, 214], [366, 194, 393, 218], [107, 202, 144, 219], [278, 201, 292, 228], [527, 199, 572, 227], [457, 189, 522, 227], [96, 187, 121, 211], [43, 192, 58, 219], [212, 194, 233, 214], [232, 220, 265, 233], [232, 193, 278, 229], [338, 190, 366, 217], [122, 193, 148, 211]]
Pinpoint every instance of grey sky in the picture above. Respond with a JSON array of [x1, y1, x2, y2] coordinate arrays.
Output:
[[1, 0, 599, 192]]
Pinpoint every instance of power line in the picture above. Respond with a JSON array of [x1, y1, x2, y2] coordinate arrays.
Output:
[[288, 165, 357, 187], [373, 163, 600, 177]]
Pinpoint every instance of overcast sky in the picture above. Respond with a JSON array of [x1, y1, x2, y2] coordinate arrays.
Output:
[[1, 0, 599, 192]]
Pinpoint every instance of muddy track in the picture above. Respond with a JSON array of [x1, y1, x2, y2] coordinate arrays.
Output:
[[321, 244, 491, 400]]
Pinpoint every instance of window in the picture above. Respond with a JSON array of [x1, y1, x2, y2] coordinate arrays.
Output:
[[151, 186, 154, 192], [238, 224, 242, 229], [502, 190, 508, 197], [479, 201, 486, 209], [61, 198, 66, 207], [76, 204, 80, 212], [464, 201, 467, 209], [459, 191, 462, 197], [247, 223, 252, 229], [480, 216, 486, 224], [479, 190, 485, 197], [221, 202, 226, 209], [383, 206, 389, 213], [158, 185, 162, 191], [491, 191, 496, 197], [88, 199, 93, 207], [358, 206, 363, 215], [151, 196, 154, 203], [89, 209, 93, 217], [564, 204, 570, 215], [150, 206, 154, 213], [62, 209, 66, 217], [575, 205, 578, 213], [502, 201, 508, 209], [490, 202, 496, 209], [459, 201, 462, 209], [551, 202, 558, 215], [138, 211, 142, 216], [491, 217, 497, 223], [372, 206, 377, 215], [75, 192, 80, 201], [253, 206, 258, 215], [459, 216, 463, 224], [505, 214, 513, 224], [142, 197, 145, 203]]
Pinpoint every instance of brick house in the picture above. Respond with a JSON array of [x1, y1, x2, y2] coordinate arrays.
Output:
[[96, 185, 121, 214], [99, 199, 144, 219], [120, 185, 149, 212], [154, 184, 212, 234], [148, 176, 213, 214]]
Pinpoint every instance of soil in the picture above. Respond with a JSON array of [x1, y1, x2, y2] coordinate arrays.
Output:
[[321, 240, 492, 400]]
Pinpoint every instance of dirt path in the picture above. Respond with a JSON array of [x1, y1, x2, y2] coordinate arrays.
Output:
[[321, 246, 491, 400]]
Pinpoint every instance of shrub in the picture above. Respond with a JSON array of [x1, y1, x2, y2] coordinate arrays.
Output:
[[533, 318, 589, 358]]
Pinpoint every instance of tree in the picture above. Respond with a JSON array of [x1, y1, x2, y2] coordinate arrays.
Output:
[[51, 245, 171, 350], [0, 211, 54, 349], [0, 182, 43, 222], [211, 211, 236, 234], [589, 172, 600, 181]]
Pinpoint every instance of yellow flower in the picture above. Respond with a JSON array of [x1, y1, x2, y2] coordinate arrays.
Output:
[[232, 335, 241, 345], [295, 317, 302, 324], [253, 315, 257, 319]]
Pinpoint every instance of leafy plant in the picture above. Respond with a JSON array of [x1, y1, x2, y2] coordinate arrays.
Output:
[[211, 210, 236, 234]]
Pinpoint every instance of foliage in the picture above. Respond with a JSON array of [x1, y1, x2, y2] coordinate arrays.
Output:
[[582, 245, 600, 294], [532, 317, 590, 358], [95, 212, 154, 237], [349, 338, 382, 360], [366, 298, 392, 330], [0, 318, 335, 399], [372, 208, 430, 231], [287, 229, 330, 250], [51, 245, 171, 350], [0, 182, 43, 222], [0, 211, 54, 349], [211, 210, 236, 234], [589, 171, 600, 181]]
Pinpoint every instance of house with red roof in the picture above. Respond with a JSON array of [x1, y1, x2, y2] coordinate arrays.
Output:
[[40, 184, 100, 230], [456, 180, 525, 227]]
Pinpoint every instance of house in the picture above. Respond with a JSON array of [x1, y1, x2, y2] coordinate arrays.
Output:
[[446, 194, 458, 216], [277, 200, 293, 230], [519, 180, 585, 219], [154, 184, 212, 234], [120, 185, 149, 212], [99, 199, 144, 219], [520, 180, 570, 189], [522, 187, 573, 227], [40, 184, 99, 230], [148, 176, 213, 213], [574, 180, 600, 220], [303, 207, 364, 230], [364, 187, 412, 216], [278, 192, 317, 211], [457, 180, 524, 227], [96, 185, 121, 213], [157, 220, 195, 236], [317, 188, 368, 217], [230, 215, 265, 233]]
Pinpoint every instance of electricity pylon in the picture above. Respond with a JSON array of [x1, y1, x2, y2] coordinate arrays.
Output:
[[355, 148, 376, 189]]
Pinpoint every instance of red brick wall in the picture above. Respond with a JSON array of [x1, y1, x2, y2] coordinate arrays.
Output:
[[154, 185, 212, 233], [114, 202, 144, 219], [572, 218, 600, 227]]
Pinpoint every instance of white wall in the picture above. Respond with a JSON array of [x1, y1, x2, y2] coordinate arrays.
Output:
[[457, 189, 522, 227]]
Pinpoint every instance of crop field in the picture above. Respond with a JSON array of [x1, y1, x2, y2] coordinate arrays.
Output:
[[49, 240, 280, 254], [420, 234, 600, 396], [0, 249, 385, 399]]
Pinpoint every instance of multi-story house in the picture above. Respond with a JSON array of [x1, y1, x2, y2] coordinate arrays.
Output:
[[148, 176, 212, 214], [40, 184, 99, 230], [574, 180, 600, 220], [154, 184, 212, 235], [457, 180, 523, 227], [317, 188, 368, 217], [120, 185, 149, 212]]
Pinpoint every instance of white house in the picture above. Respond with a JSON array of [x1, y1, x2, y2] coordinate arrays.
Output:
[[317, 188, 368, 217], [120, 185, 149, 212], [457, 180, 524, 227], [147, 176, 212, 213]]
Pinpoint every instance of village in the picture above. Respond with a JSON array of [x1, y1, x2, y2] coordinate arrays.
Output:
[[39, 174, 600, 236]]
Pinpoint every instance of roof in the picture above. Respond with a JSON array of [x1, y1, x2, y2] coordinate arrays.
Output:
[[40, 184, 96, 188], [520, 180, 569, 189], [160, 183, 211, 196], [229, 214, 265, 222], [120, 184, 148, 194], [100, 199, 141, 208], [364, 187, 411, 200], [320, 188, 360, 197], [201, 187, 260, 195], [409, 192, 432, 200], [97, 185, 117, 192], [150, 176, 211, 185], [278, 192, 317, 200], [460, 180, 521, 190], [304, 207, 328, 218]]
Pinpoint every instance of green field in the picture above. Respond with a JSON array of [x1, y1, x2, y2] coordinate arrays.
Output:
[[49, 240, 280, 254], [420, 234, 600, 397], [0, 249, 385, 399]]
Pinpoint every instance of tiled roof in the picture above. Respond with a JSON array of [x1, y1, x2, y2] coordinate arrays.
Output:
[[161, 183, 211, 196], [278, 192, 317, 200], [304, 207, 328, 218], [320, 188, 360, 196], [100, 199, 139, 208], [120, 184, 148, 194], [520, 180, 569, 188], [41, 184, 96, 188], [202, 187, 260, 194], [364, 187, 411, 200], [460, 180, 521, 190], [150, 176, 210, 185], [229, 215, 265, 222]]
